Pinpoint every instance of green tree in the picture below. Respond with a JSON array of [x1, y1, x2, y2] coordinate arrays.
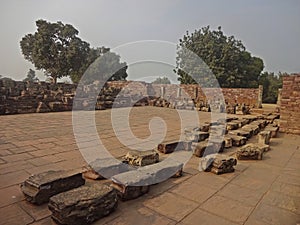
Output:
[[82, 51, 128, 84], [23, 69, 39, 82], [20, 19, 90, 83], [152, 76, 171, 84], [258, 72, 283, 103], [175, 26, 264, 87]]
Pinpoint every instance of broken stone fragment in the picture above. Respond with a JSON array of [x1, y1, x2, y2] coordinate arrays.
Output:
[[264, 125, 279, 138], [157, 141, 191, 154], [258, 131, 271, 145], [226, 134, 247, 146], [88, 158, 134, 179], [226, 121, 239, 130], [82, 166, 102, 180], [208, 136, 225, 153], [251, 119, 268, 129], [185, 130, 209, 142], [111, 160, 183, 200], [48, 183, 118, 225], [229, 129, 251, 139], [199, 155, 236, 174], [236, 143, 265, 160], [123, 150, 159, 166], [21, 170, 85, 205], [192, 141, 214, 157], [223, 136, 233, 148]]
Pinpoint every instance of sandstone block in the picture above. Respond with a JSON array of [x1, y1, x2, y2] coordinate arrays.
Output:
[[123, 150, 159, 166], [185, 130, 209, 142], [236, 144, 264, 160], [264, 125, 279, 138], [258, 131, 271, 145], [21, 170, 85, 205], [226, 121, 239, 130], [225, 134, 247, 146], [157, 141, 191, 154], [48, 183, 118, 225], [111, 160, 183, 200], [192, 141, 213, 157]]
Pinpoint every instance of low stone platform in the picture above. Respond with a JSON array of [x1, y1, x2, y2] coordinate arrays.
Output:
[[0, 107, 299, 225]]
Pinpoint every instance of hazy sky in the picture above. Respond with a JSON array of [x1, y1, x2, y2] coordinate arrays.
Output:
[[0, 0, 299, 81]]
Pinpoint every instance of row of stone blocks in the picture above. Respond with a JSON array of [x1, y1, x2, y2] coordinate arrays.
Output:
[[21, 150, 183, 224]]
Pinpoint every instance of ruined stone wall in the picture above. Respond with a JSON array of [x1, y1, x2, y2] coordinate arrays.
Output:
[[0, 79, 261, 115], [279, 74, 300, 134]]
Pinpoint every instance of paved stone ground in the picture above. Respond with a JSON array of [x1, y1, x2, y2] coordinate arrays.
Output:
[[0, 106, 299, 225]]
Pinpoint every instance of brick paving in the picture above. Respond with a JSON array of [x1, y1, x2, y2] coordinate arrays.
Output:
[[0, 106, 299, 225]]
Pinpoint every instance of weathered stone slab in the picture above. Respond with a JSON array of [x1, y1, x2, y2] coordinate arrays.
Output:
[[225, 134, 247, 146], [226, 121, 239, 130], [224, 136, 233, 148], [199, 155, 236, 174], [209, 137, 225, 153], [89, 158, 134, 179], [210, 156, 237, 175], [192, 141, 213, 157], [236, 144, 264, 160], [251, 119, 268, 129], [111, 160, 183, 200], [200, 124, 210, 132], [21, 170, 85, 205], [236, 118, 249, 127], [123, 150, 159, 166], [229, 129, 251, 139], [210, 125, 227, 136], [48, 183, 118, 225], [258, 131, 271, 145], [264, 125, 279, 138], [157, 141, 191, 154], [242, 124, 260, 135], [185, 130, 209, 142]]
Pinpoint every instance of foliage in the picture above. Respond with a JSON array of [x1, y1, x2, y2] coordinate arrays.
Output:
[[82, 51, 128, 84], [258, 72, 283, 103], [152, 76, 171, 84], [23, 69, 39, 82], [20, 19, 90, 83], [175, 26, 264, 87]]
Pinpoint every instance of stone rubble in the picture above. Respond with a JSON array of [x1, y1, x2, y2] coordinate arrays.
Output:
[[21, 170, 85, 205], [48, 183, 118, 225]]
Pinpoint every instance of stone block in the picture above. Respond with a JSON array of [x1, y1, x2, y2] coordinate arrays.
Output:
[[226, 122, 239, 130], [224, 136, 233, 148], [123, 150, 159, 166], [88, 158, 134, 179], [210, 156, 237, 175], [48, 183, 118, 225], [21, 170, 85, 205], [111, 160, 183, 200], [192, 141, 213, 157], [236, 144, 264, 160], [229, 129, 251, 139], [264, 125, 279, 138], [258, 131, 271, 145], [157, 141, 191, 154], [199, 155, 236, 174], [185, 131, 209, 142], [225, 134, 247, 146]]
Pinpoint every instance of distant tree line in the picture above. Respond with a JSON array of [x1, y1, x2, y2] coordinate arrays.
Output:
[[20, 20, 283, 102]]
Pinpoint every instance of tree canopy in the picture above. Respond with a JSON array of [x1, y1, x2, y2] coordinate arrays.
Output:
[[20, 19, 128, 84], [175, 26, 264, 87], [82, 51, 128, 85], [23, 69, 39, 82], [152, 76, 171, 84], [20, 19, 91, 83], [258, 72, 283, 103]]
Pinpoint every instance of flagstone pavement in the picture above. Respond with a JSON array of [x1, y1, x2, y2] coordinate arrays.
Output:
[[0, 107, 299, 225]]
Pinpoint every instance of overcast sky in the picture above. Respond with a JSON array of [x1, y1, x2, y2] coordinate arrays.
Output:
[[0, 0, 299, 81]]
